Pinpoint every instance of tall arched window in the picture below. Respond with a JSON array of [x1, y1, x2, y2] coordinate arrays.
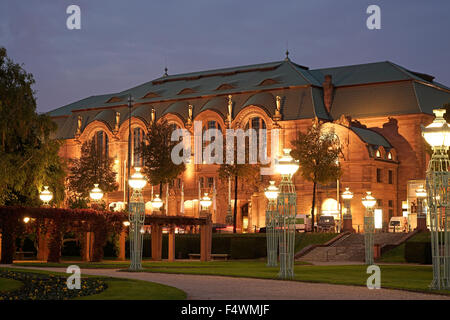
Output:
[[133, 127, 145, 167], [203, 120, 222, 158], [92, 130, 109, 159], [244, 117, 266, 163]]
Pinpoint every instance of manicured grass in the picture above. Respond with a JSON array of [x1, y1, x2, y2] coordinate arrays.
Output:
[[0, 268, 186, 300], [0, 277, 23, 292], [295, 233, 338, 252], [13, 259, 449, 295]]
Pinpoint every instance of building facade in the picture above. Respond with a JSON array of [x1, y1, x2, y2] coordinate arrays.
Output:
[[49, 58, 450, 232]]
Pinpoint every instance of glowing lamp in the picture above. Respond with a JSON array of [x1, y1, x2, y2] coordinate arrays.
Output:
[[362, 191, 376, 209], [341, 187, 354, 200], [374, 209, 383, 229], [200, 193, 212, 209], [421, 109, 450, 149], [415, 186, 427, 198], [23, 217, 30, 224], [275, 148, 300, 176], [264, 181, 279, 201], [123, 221, 130, 227], [89, 184, 104, 201], [39, 186, 53, 204], [151, 194, 163, 209], [128, 167, 147, 190]]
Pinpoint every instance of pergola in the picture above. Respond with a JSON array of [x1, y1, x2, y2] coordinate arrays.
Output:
[[143, 214, 212, 262]]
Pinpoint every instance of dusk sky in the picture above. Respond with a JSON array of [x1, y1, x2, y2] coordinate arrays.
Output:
[[1, 0, 449, 114]]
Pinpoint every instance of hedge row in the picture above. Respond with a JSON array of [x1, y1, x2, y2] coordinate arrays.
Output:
[[404, 242, 432, 264]]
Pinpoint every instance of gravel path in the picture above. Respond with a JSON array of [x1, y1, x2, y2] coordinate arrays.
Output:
[[3, 265, 449, 300]]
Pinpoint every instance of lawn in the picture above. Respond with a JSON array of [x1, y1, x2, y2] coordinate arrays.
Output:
[[379, 231, 431, 263], [0, 267, 186, 300], [13, 260, 450, 296]]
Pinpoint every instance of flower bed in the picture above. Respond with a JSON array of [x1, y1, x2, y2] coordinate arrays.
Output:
[[0, 270, 107, 300]]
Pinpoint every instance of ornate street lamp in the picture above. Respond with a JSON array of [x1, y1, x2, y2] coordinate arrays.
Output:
[[275, 148, 299, 279], [151, 194, 163, 214], [128, 167, 147, 271], [39, 186, 53, 206], [200, 193, 212, 216], [415, 186, 427, 231], [89, 184, 104, 202], [362, 191, 376, 265], [264, 181, 280, 267], [341, 187, 354, 232], [422, 108, 450, 290]]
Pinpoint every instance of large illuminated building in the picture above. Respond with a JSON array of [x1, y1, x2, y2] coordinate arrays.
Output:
[[48, 56, 450, 232]]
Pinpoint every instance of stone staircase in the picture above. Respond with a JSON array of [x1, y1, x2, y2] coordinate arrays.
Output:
[[297, 232, 410, 263]]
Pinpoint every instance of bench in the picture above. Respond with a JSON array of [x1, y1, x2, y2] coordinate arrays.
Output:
[[188, 253, 230, 260]]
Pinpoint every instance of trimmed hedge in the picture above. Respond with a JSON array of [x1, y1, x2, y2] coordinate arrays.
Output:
[[405, 242, 432, 264]]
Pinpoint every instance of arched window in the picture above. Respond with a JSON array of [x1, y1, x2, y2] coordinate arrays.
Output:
[[244, 117, 267, 162], [92, 130, 109, 159], [203, 120, 222, 158], [133, 127, 145, 167]]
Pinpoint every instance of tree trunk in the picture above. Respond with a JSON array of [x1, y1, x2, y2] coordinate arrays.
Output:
[[311, 181, 317, 232], [233, 174, 238, 233]]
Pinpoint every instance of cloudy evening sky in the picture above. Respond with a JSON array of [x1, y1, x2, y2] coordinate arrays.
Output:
[[0, 0, 449, 113]]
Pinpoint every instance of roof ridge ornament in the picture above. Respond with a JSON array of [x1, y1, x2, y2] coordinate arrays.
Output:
[[163, 66, 168, 77], [284, 49, 290, 61]]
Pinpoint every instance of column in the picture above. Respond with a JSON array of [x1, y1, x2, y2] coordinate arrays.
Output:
[[168, 226, 175, 262], [151, 224, 162, 261], [37, 229, 50, 262], [200, 216, 212, 262], [118, 230, 126, 261]]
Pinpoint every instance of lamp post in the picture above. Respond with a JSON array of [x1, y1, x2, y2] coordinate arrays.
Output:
[[89, 184, 104, 202], [151, 194, 163, 214], [415, 186, 427, 231], [362, 191, 376, 265], [128, 167, 147, 271], [39, 186, 53, 206], [421, 108, 450, 290], [264, 181, 280, 267], [341, 187, 354, 232], [275, 148, 299, 279]]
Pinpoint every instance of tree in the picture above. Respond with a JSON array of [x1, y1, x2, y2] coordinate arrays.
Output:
[[67, 140, 118, 207], [290, 119, 342, 231], [0, 47, 66, 206], [141, 120, 185, 210], [218, 136, 261, 233]]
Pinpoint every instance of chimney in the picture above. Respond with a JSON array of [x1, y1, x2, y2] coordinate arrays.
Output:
[[323, 74, 334, 114]]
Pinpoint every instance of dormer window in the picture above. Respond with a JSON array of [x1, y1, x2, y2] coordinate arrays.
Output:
[[258, 79, 279, 86], [387, 152, 392, 160], [142, 92, 160, 99], [177, 88, 196, 95], [106, 97, 122, 103], [215, 83, 235, 91], [376, 149, 381, 158]]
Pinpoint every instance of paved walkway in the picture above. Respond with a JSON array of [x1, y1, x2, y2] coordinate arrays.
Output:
[[2, 265, 448, 300]]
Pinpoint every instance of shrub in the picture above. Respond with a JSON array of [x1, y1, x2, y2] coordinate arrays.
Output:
[[405, 242, 432, 264]]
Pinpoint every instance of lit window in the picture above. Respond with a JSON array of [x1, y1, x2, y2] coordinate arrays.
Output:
[[244, 117, 267, 162], [92, 131, 109, 159], [202, 120, 222, 158], [376, 149, 381, 158], [387, 152, 392, 160], [133, 127, 145, 167]]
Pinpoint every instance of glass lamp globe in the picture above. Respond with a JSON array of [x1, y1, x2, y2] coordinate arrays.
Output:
[[39, 186, 53, 203], [275, 148, 300, 176], [362, 191, 376, 209], [90, 184, 104, 201], [422, 109, 450, 148], [151, 194, 163, 209], [415, 186, 427, 198], [200, 193, 212, 209], [264, 181, 279, 201], [123, 221, 130, 227], [341, 187, 354, 200], [23, 217, 31, 224], [128, 167, 147, 190]]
